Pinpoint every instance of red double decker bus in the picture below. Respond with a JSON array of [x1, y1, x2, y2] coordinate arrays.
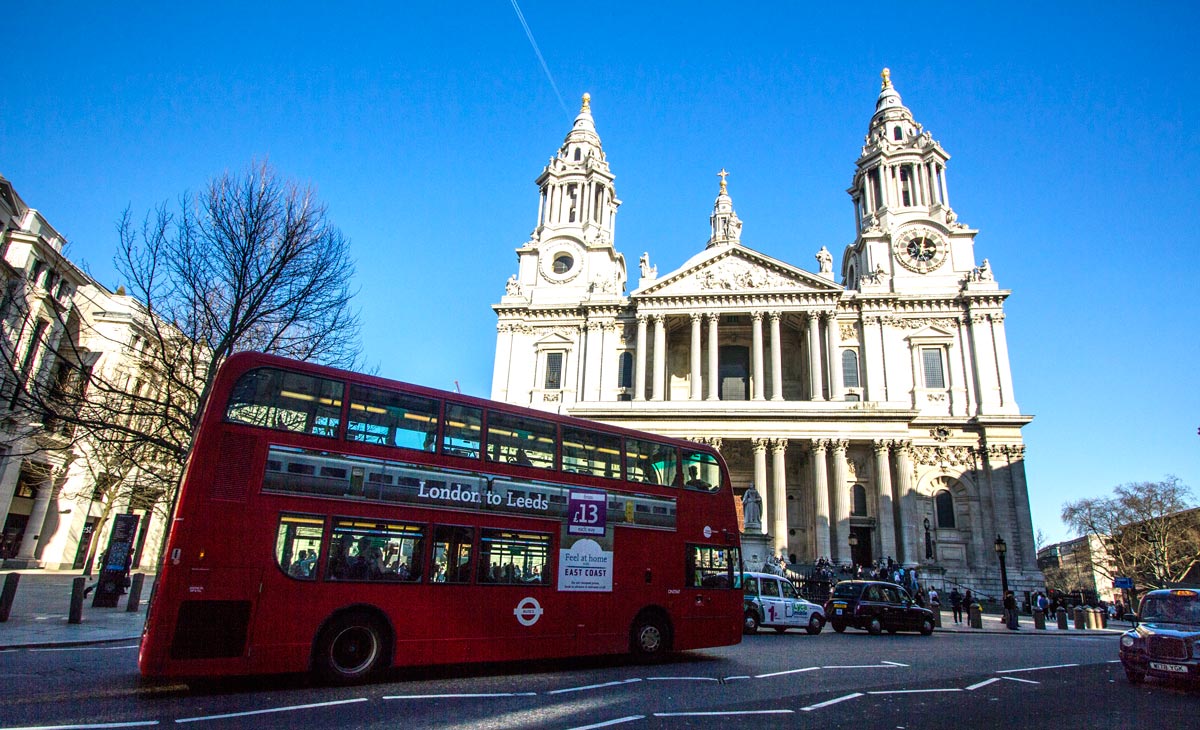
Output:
[[139, 352, 742, 682]]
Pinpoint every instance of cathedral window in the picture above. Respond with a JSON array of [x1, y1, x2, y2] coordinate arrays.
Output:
[[552, 253, 574, 274], [574, 148, 581, 161], [900, 168, 912, 206], [567, 184, 578, 223], [921, 348, 945, 389], [893, 126, 902, 141], [618, 351, 633, 389], [935, 489, 956, 528], [544, 352, 564, 390], [851, 484, 868, 516], [841, 349, 860, 388]]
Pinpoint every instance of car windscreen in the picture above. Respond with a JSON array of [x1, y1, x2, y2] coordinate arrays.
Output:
[[1140, 595, 1200, 625], [831, 583, 860, 598]]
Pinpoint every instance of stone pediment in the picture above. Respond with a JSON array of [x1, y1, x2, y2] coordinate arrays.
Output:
[[634, 247, 841, 299]]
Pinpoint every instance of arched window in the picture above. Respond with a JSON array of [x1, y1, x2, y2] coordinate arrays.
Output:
[[893, 126, 903, 141], [935, 489, 955, 528], [852, 484, 868, 516], [841, 350, 860, 388], [617, 351, 633, 389]]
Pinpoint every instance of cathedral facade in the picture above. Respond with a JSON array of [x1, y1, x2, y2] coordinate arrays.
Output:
[[491, 72, 1040, 596]]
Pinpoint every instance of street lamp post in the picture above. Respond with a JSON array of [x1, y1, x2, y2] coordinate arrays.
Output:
[[994, 535, 1009, 596], [924, 517, 933, 560]]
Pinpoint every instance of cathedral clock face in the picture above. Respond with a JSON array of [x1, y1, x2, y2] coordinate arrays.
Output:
[[893, 228, 948, 273]]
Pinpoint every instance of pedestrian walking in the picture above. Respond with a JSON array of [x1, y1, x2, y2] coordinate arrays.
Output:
[[1004, 591, 1019, 630], [949, 587, 963, 623]]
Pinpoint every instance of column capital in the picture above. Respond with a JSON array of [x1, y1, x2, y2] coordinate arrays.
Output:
[[891, 439, 913, 454], [830, 438, 849, 453], [810, 438, 829, 452], [750, 310, 764, 322], [636, 313, 649, 325], [821, 310, 837, 323], [770, 438, 788, 453], [751, 437, 770, 453], [651, 312, 666, 323], [690, 312, 703, 325], [872, 438, 891, 453], [704, 312, 721, 323], [768, 311, 782, 323]]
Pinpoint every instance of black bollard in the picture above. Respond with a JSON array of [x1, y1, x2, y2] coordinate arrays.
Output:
[[0, 573, 19, 622], [126, 573, 146, 612], [69, 577, 86, 624]]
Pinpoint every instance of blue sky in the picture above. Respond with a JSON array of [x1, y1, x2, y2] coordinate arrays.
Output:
[[4, 2, 1197, 544]]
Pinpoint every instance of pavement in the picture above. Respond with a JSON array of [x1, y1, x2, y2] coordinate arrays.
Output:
[[0, 569, 151, 649], [0, 570, 1123, 650]]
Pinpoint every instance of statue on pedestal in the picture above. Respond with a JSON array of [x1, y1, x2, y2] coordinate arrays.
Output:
[[741, 485, 762, 533]]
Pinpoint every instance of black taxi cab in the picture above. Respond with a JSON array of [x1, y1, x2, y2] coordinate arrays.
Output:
[[1119, 587, 1200, 685], [742, 571, 826, 634], [824, 580, 935, 635]]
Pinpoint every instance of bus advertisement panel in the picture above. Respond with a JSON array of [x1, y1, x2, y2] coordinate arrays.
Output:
[[139, 352, 742, 683]]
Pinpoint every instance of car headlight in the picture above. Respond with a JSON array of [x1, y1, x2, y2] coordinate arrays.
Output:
[[1120, 635, 1136, 648]]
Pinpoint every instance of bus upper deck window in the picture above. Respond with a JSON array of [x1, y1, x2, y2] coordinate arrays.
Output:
[[443, 403, 482, 459], [226, 368, 343, 438], [682, 450, 720, 492], [347, 384, 439, 451]]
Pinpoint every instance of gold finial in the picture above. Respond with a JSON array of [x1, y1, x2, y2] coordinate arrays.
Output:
[[581, 92, 591, 112], [718, 168, 729, 193], [881, 68, 892, 90]]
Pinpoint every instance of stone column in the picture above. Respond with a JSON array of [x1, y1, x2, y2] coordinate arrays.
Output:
[[991, 314, 1017, 411], [652, 314, 666, 401], [807, 313, 825, 401], [769, 312, 784, 401], [750, 311, 765, 401], [893, 440, 919, 567], [968, 313, 1001, 411], [862, 314, 887, 403], [873, 440, 898, 563], [810, 440, 831, 559], [13, 469, 54, 565], [491, 323, 515, 401], [830, 440, 850, 564], [771, 439, 789, 556], [689, 314, 702, 400], [1007, 445, 1038, 571], [752, 438, 769, 535], [634, 314, 648, 401], [824, 312, 843, 401], [584, 321, 603, 401], [706, 314, 719, 401]]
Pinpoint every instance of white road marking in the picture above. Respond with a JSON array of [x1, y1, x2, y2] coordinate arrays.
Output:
[[645, 676, 720, 682], [966, 678, 1001, 690], [1002, 676, 1039, 684], [565, 716, 645, 730], [383, 693, 538, 699], [174, 698, 368, 723], [868, 688, 963, 695], [548, 679, 642, 695], [755, 666, 820, 678], [0, 723, 159, 730], [823, 664, 902, 669], [30, 645, 139, 653], [995, 663, 1078, 674], [881, 660, 909, 666], [655, 710, 793, 717], [801, 692, 863, 711]]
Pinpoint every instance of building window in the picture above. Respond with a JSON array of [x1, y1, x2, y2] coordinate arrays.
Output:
[[935, 489, 955, 528], [921, 348, 945, 389], [851, 484, 868, 516], [841, 349, 860, 388], [544, 352, 563, 390], [552, 253, 573, 274], [617, 351, 633, 389], [893, 126, 902, 141]]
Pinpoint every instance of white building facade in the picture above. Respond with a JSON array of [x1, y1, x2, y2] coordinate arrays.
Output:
[[491, 73, 1040, 596]]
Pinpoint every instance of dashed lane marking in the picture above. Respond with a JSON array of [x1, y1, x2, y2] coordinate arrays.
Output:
[[868, 688, 963, 695], [801, 692, 863, 711], [995, 663, 1079, 674], [30, 645, 139, 653], [0, 723, 159, 730], [383, 693, 538, 699], [755, 666, 820, 678], [565, 716, 645, 730], [547, 678, 642, 695], [655, 710, 793, 717], [174, 698, 368, 724], [646, 676, 721, 682]]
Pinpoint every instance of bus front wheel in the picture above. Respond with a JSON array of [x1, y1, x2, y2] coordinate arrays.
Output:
[[630, 612, 671, 659], [314, 611, 390, 684]]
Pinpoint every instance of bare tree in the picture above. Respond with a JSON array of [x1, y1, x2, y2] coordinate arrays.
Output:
[[1, 162, 361, 564], [1062, 476, 1200, 591]]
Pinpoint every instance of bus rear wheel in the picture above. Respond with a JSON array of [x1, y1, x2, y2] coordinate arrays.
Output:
[[314, 611, 390, 684], [630, 612, 671, 659]]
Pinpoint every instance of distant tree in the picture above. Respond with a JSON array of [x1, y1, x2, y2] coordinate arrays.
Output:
[[1061, 477, 1200, 591]]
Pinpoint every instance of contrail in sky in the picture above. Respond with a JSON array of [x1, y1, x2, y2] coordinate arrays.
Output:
[[509, 0, 570, 116]]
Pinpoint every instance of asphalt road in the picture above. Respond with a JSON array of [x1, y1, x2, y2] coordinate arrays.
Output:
[[0, 631, 1195, 729]]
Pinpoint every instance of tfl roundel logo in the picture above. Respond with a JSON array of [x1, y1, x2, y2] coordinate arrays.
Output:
[[514, 597, 544, 627]]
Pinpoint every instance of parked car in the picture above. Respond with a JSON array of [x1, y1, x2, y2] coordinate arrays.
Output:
[[824, 580, 935, 635], [1119, 587, 1200, 686], [742, 571, 825, 634]]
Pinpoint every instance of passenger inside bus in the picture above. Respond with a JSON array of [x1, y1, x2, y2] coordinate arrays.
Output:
[[685, 466, 710, 489], [514, 448, 533, 467]]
